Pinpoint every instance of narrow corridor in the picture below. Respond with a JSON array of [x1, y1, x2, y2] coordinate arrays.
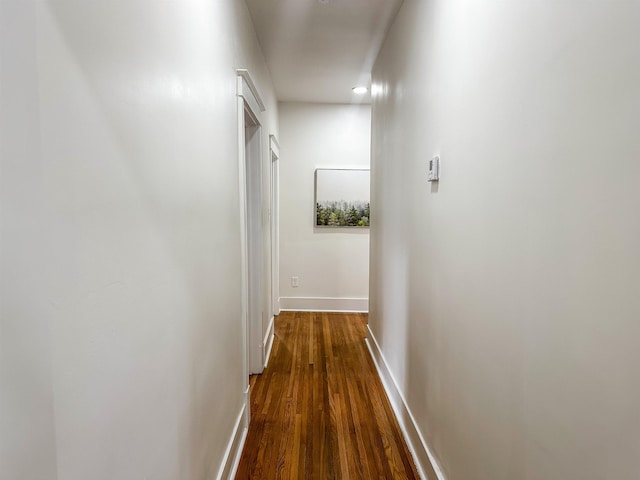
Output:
[[236, 312, 419, 479]]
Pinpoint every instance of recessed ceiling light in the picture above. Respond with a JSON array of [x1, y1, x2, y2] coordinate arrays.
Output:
[[352, 86, 368, 95]]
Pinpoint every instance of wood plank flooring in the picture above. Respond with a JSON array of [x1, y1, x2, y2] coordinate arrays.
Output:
[[235, 311, 420, 479]]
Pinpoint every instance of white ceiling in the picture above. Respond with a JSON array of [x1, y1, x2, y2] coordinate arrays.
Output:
[[245, 0, 403, 104]]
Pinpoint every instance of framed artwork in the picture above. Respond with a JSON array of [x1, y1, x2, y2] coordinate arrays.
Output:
[[315, 168, 370, 228]]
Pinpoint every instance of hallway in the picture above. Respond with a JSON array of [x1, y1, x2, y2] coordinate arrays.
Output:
[[236, 312, 419, 479], [3, 1, 640, 479]]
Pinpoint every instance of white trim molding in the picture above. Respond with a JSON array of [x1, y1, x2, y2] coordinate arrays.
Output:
[[263, 316, 275, 368], [269, 134, 280, 157], [236, 67, 265, 376], [237, 69, 266, 112], [365, 325, 446, 480], [269, 134, 281, 317], [279, 297, 368, 313], [214, 394, 249, 480]]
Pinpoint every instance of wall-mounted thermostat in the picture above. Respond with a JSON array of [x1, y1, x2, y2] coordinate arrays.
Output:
[[428, 156, 440, 182]]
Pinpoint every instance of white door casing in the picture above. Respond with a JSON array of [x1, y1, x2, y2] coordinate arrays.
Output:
[[237, 69, 266, 388], [270, 135, 280, 317]]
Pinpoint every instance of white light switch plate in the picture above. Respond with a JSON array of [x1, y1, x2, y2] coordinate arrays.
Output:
[[428, 156, 440, 182]]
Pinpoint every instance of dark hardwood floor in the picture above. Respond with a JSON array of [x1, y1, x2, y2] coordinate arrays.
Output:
[[235, 311, 420, 479]]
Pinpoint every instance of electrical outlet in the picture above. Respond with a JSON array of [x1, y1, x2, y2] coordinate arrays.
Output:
[[291, 276, 299, 288]]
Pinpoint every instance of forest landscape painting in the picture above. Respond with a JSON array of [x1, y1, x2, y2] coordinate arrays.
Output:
[[315, 169, 370, 227]]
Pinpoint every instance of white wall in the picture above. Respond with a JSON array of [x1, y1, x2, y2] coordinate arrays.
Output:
[[0, 1, 277, 479], [278, 103, 371, 312], [370, 1, 640, 479]]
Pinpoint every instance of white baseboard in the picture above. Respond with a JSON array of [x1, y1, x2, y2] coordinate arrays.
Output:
[[215, 390, 249, 480], [279, 296, 368, 313], [263, 316, 275, 368], [365, 325, 446, 480]]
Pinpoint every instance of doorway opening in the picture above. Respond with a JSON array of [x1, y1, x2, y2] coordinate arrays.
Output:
[[237, 69, 267, 402], [269, 135, 280, 319], [244, 107, 263, 376]]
